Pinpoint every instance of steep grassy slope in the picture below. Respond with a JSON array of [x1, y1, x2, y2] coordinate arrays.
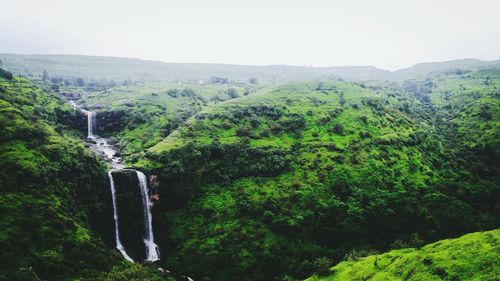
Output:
[[425, 68, 499, 165], [0, 72, 131, 280], [306, 229, 500, 281]]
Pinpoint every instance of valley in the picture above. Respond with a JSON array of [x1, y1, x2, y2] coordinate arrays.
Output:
[[0, 55, 498, 281]]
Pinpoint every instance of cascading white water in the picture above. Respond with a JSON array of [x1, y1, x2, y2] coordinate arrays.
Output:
[[136, 171, 160, 262], [72, 102, 160, 263], [108, 171, 134, 262], [83, 110, 95, 139]]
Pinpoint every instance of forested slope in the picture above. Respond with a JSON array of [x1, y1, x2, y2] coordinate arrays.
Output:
[[0, 59, 498, 281], [0, 70, 120, 280], [140, 69, 499, 280]]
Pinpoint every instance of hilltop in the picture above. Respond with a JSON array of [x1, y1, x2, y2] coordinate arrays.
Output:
[[306, 229, 500, 281]]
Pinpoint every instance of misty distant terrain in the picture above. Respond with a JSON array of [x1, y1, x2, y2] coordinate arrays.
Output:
[[2, 53, 499, 83]]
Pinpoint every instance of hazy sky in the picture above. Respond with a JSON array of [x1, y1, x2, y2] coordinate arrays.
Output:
[[1, 0, 499, 70]]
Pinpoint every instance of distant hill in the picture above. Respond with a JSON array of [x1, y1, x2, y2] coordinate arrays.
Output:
[[0, 53, 389, 83], [2, 53, 497, 84], [306, 229, 500, 281], [392, 58, 500, 80]]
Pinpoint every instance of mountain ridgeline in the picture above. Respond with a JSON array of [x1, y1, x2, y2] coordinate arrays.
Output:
[[2, 53, 500, 83], [0, 56, 498, 281]]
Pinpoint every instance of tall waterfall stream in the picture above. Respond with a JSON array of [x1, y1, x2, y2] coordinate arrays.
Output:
[[79, 105, 160, 263]]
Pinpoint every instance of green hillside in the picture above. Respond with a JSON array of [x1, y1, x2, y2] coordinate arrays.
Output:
[[393, 58, 500, 80], [136, 69, 499, 280], [0, 72, 118, 280], [0, 70, 176, 281], [81, 82, 253, 159], [306, 229, 500, 281]]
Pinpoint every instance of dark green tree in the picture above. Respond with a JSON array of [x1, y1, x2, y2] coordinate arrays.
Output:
[[339, 92, 346, 106], [42, 69, 49, 82]]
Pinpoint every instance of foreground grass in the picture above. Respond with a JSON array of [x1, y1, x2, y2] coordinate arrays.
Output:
[[307, 229, 500, 281]]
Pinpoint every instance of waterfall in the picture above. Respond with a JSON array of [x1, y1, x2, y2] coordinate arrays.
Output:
[[136, 171, 160, 262], [108, 171, 134, 262], [72, 102, 160, 263], [83, 110, 95, 139]]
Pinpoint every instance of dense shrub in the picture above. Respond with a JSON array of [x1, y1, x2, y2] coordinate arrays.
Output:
[[0, 68, 13, 80]]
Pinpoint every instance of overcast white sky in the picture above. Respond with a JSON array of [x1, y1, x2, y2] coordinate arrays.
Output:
[[1, 0, 499, 70]]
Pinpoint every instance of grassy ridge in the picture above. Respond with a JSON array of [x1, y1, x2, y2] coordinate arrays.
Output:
[[306, 229, 500, 281], [82, 82, 251, 161]]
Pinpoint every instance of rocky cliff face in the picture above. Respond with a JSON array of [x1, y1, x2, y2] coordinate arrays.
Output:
[[96, 110, 127, 136]]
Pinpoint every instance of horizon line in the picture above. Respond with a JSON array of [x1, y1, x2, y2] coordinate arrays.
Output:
[[1, 52, 499, 73]]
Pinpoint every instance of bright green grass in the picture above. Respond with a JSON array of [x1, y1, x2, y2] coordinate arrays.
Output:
[[424, 70, 500, 153], [82, 82, 247, 109], [80, 82, 252, 158], [306, 229, 500, 281], [149, 80, 412, 153]]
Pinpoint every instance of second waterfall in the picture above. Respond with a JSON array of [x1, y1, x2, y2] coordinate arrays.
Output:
[[108, 170, 160, 263], [137, 171, 160, 262]]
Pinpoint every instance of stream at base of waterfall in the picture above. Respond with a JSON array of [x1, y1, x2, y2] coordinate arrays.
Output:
[[80, 106, 125, 170]]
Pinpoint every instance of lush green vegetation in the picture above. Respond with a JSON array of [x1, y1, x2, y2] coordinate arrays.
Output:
[[0, 73, 120, 280], [0, 57, 499, 281], [103, 262, 176, 281], [81, 83, 253, 160], [306, 229, 500, 281], [0, 73, 172, 281], [140, 69, 499, 280]]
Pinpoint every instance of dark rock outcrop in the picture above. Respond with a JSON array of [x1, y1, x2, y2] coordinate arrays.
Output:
[[96, 110, 127, 135], [111, 169, 147, 261]]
